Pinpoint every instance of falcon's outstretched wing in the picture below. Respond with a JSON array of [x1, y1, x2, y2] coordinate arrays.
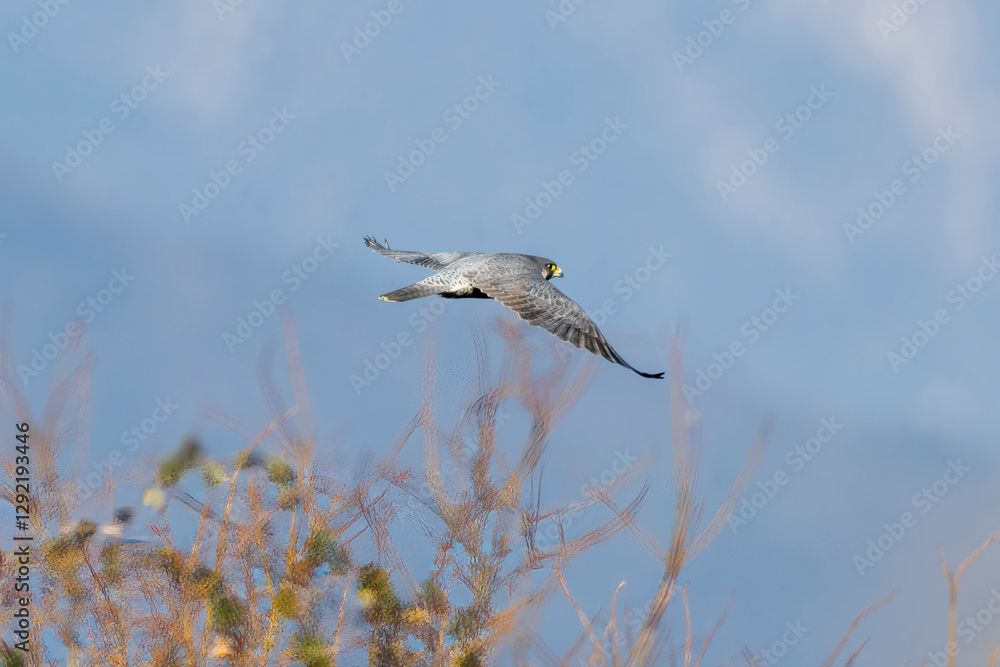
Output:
[[364, 236, 480, 271], [475, 272, 664, 379]]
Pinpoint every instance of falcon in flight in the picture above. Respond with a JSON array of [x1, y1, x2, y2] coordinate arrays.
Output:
[[364, 236, 663, 379]]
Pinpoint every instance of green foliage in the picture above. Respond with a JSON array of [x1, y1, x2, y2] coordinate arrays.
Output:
[[157, 458, 186, 487], [268, 457, 296, 486], [358, 564, 401, 627], [41, 522, 106, 603], [456, 649, 485, 667], [202, 460, 228, 487], [189, 565, 224, 600], [0, 646, 25, 667], [145, 550, 224, 602], [235, 448, 264, 470], [274, 586, 299, 620], [291, 631, 335, 667], [417, 578, 448, 616], [157, 438, 202, 487], [277, 486, 300, 511], [357, 564, 417, 667], [448, 605, 487, 644], [98, 541, 124, 585], [149, 548, 185, 588], [305, 527, 350, 576], [42, 536, 84, 575], [210, 594, 246, 635], [72, 520, 98, 544]]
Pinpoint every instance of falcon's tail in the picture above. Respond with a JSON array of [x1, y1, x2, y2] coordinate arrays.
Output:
[[378, 281, 447, 302]]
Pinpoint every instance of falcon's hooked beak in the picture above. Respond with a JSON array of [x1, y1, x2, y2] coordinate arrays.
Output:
[[552, 266, 563, 278]]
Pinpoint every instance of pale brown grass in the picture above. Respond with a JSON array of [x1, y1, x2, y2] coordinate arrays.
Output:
[[0, 319, 994, 666]]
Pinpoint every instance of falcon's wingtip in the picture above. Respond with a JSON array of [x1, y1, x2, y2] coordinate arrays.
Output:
[[364, 235, 390, 251]]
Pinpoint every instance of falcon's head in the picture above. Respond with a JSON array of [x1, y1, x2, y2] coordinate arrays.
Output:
[[535, 257, 563, 279]]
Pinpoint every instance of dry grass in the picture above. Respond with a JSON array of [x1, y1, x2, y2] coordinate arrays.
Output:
[[0, 320, 994, 666], [936, 528, 1000, 667], [529, 334, 773, 667], [0, 320, 374, 666]]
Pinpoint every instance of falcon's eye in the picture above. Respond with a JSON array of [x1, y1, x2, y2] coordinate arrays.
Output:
[[547, 264, 555, 270]]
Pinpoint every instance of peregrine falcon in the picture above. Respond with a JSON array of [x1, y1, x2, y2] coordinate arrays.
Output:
[[364, 236, 664, 379]]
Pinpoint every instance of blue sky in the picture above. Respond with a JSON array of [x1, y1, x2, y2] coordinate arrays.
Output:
[[2, 0, 1000, 663]]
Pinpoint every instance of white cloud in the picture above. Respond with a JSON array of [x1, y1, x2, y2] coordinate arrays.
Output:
[[167, 1, 269, 118], [770, 0, 999, 268]]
